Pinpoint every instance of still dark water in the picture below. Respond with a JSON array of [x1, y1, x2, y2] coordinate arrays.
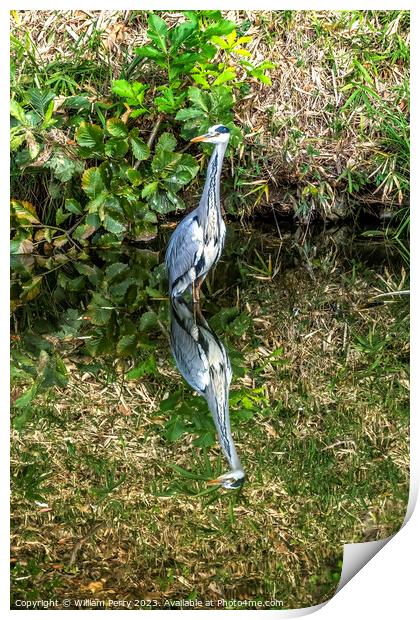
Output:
[[11, 223, 409, 487]]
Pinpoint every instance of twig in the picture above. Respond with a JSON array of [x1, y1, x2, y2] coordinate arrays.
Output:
[[69, 522, 105, 567], [147, 113, 164, 149], [133, 114, 164, 170]]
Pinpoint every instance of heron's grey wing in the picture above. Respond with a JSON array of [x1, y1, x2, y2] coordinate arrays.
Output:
[[165, 213, 204, 295], [170, 298, 209, 394], [197, 322, 232, 385]]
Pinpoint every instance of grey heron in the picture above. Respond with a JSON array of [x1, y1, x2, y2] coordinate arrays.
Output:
[[165, 124, 231, 303], [169, 296, 245, 490]]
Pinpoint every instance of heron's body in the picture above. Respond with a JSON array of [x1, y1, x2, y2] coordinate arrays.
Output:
[[169, 297, 244, 489], [165, 126, 230, 301]]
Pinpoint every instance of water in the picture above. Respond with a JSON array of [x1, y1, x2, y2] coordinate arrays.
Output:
[[11, 222, 408, 480]]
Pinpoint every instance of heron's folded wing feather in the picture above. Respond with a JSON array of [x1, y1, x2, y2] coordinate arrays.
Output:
[[165, 214, 204, 285], [170, 305, 209, 394]]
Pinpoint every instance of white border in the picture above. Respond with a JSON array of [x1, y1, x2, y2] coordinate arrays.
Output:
[[3, 2, 417, 617]]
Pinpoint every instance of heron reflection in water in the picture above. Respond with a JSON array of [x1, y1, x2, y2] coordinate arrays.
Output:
[[169, 297, 245, 489]]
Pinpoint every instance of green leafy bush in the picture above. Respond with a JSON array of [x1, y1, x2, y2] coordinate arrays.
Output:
[[11, 10, 274, 258], [10, 10, 275, 374]]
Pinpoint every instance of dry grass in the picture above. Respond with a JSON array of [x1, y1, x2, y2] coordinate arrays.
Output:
[[11, 229, 409, 609]]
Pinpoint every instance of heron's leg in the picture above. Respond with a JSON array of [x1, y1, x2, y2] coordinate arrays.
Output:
[[192, 277, 203, 304]]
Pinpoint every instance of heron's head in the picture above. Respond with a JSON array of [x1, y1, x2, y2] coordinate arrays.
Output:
[[207, 468, 245, 490], [191, 124, 231, 145]]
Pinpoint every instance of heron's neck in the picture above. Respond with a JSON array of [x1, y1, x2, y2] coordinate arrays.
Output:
[[212, 395, 242, 472], [199, 142, 228, 215]]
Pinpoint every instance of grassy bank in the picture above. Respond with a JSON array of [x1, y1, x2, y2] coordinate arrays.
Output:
[[11, 10, 409, 225], [11, 229, 409, 608]]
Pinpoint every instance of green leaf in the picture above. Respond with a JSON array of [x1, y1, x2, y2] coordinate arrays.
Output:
[[132, 221, 157, 241], [213, 68, 236, 86], [105, 262, 129, 281], [41, 99, 55, 128], [154, 86, 186, 113], [147, 13, 168, 52], [159, 390, 182, 411], [109, 277, 135, 298], [210, 35, 229, 49], [148, 190, 183, 214], [130, 135, 150, 161], [103, 211, 127, 235], [28, 88, 55, 116], [59, 273, 86, 292], [105, 137, 129, 158], [204, 19, 236, 37], [354, 60, 373, 84], [55, 207, 70, 226], [14, 383, 38, 409], [162, 154, 199, 191], [141, 181, 158, 198], [61, 95, 91, 111], [10, 231, 34, 255], [234, 48, 251, 57], [87, 293, 115, 325], [45, 151, 84, 182], [82, 167, 106, 197], [85, 213, 101, 230], [259, 74, 272, 85], [75, 122, 104, 150], [187, 87, 210, 112], [191, 73, 210, 89], [166, 462, 210, 481], [139, 310, 157, 332], [130, 108, 148, 119], [45, 361, 68, 389], [106, 118, 128, 138], [168, 57, 201, 81], [126, 354, 157, 379], [111, 79, 133, 98], [11, 199, 39, 224], [111, 80, 149, 106], [86, 190, 108, 214], [10, 129, 26, 151], [192, 431, 215, 447], [72, 223, 96, 241], [135, 45, 166, 63], [65, 198, 83, 215], [126, 168, 142, 186], [169, 21, 196, 51], [165, 417, 189, 442], [230, 312, 252, 337], [102, 195, 124, 215], [175, 108, 204, 121], [21, 275, 43, 302], [116, 334, 137, 356], [10, 100, 27, 124], [151, 150, 182, 176], [156, 132, 177, 153]]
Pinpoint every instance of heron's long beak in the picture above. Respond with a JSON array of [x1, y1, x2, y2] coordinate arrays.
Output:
[[206, 477, 222, 486], [190, 133, 213, 143]]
